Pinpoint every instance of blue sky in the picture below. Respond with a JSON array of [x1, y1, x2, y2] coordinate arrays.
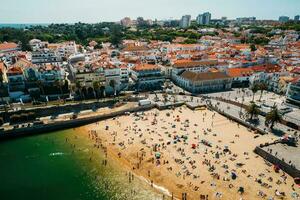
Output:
[[0, 0, 299, 23]]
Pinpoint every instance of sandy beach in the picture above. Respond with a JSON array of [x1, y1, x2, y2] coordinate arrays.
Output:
[[79, 106, 300, 200]]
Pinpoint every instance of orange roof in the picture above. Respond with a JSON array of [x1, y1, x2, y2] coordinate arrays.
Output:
[[123, 45, 149, 52], [47, 43, 60, 49], [208, 68, 219, 73], [291, 76, 300, 84], [7, 66, 23, 75], [173, 60, 218, 69], [227, 68, 254, 77], [0, 42, 18, 51], [251, 64, 281, 73], [132, 64, 160, 72], [13, 58, 32, 69], [0, 62, 5, 73], [231, 44, 250, 50]]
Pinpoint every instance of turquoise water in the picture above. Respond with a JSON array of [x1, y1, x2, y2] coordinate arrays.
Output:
[[0, 24, 49, 29], [0, 130, 164, 200]]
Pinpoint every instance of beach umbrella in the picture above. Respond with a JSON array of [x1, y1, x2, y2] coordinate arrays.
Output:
[[294, 177, 300, 186], [192, 144, 196, 149], [155, 152, 161, 159], [238, 187, 244, 194], [231, 172, 237, 180], [273, 165, 280, 173]]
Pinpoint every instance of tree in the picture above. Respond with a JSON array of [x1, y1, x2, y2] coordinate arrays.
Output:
[[0, 71, 5, 104], [29, 89, 40, 103], [0, 70, 3, 85], [92, 81, 100, 100], [245, 103, 260, 121], [75, 81, 84, 100], [250, 84, 259, 102], [250, 44, 257, 52], [162, 93, 168, 104], [36, 80, 45, 96], [110, 25, 123, 47], [265, 106, 282, 130], [109, 79, 117, 97], [94, 43, 103, 49], [258, 83, 267, 101], [99, 84, 106, 99], [55, 79, 66, 103]]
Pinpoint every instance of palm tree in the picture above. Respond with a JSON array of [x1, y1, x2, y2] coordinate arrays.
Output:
[[109, 79, 117, 97], [250, 84, 259, 102], [0, 71, 3, 85], [245, 102, 260, 121], [75, 81, 84, 100], [55, 79, 65, 103], [92, 81, 100, 100], [99, 84, 106, 101], [162, 93, 168, 104], [258, 83, 267, 102], [265, 106, 282, 130], [36, 80, 45, 96], [0, 71, 5, 104]]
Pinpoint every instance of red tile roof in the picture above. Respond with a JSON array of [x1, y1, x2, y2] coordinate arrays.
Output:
[[132, 64, 160, 72], [123, 45, 149, 52], [0, 62, 5, 73], [7, 66, 23, 75], [291, 76, 300, 84], [173, 60, 218, 69], [181, 71, 231, 82], [291, 67, 300, 74], [251, 64, 281, 73], [227, 68, 254, 77], [0, 42, 18, 51]]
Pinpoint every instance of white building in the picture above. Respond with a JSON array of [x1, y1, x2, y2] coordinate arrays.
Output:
[[286, 77, 300, 106], [180, 15, 191, 28], [197, 12, 211, 25], [176, 71, 232, 93], [131, 64, 164, 91]]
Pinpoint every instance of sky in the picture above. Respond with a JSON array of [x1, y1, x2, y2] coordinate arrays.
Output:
[[0, 0, 299, 23]]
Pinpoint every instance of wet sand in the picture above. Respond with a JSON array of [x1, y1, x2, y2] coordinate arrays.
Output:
[[80, 106, 300, 200]]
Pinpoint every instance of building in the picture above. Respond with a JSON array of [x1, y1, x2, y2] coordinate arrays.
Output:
[[286, 77, 300, 106], [39, 64, 66, 85], [31, 50, 63, 65], [0, 62, 8, 83], [171, 60, 220, 80], [176, 71, 232, 93], [196, 12, 211, 25], [137, 17, 146, 26], [279, 16, 290, 23], [227, 68, 254, 88], [120, 65, 129, 84], [120, 17, 132, 27], [180, 15, 191, 28], [294, 15, 300, 21], [6, 65, 26, 100], [236, 17, 256, 24], [74, 64, 105, 88], [131, 64, 164, 91], [47, 41, 77, 58], [104, 65, 121, 95], [0, 42, 21, 54]]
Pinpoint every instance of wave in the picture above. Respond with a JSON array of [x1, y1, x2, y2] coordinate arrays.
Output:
[[138, 175, 178, 199], [49, 152, 64, 157]]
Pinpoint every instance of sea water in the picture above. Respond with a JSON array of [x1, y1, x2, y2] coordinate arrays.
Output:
[[0, 129, 166, 200]]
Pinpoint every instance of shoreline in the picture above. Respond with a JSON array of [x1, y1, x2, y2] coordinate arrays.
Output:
[[79, 106, 300, 200], [82, 127, 175, 199]]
